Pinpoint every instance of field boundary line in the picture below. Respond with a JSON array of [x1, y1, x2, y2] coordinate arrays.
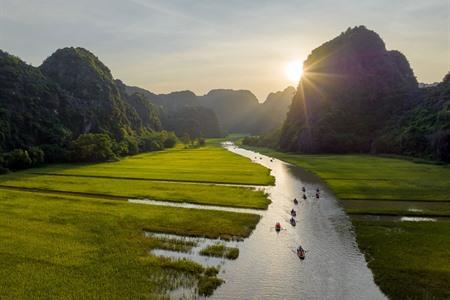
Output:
[[0, 185, 266, 212], [29, 172, 268, 188], [340, 198, 450, 202]]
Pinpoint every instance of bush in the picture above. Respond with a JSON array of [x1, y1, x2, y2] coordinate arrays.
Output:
[[40, 144, 70, 163], [139, 131, 176, 152], [0, 166, 9, 174], [2, 149, 32, 170], [198, 137, 206, 146], [139, 132, 164, 152], [70, 133, 118, 162], [28, 146, 45, 166], [163, 131, 177, 148]]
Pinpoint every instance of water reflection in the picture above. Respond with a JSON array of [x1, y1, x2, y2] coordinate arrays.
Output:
[[209, 144, 386, 300]]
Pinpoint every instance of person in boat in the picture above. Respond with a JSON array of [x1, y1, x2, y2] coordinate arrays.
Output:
[[316, 193, 320, 199], [316, 188, 320, 193], [290, 217, 296, 226], [303, 194, 307, 200], [294, 198, 298, 204], [275, 222, 281, 231], [302, 187, 306, 192]]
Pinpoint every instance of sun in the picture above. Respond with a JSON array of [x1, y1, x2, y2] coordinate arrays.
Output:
[[285, 59, 303, 83]]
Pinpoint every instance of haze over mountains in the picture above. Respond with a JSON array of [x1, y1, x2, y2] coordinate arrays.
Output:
[[0, 46, 294, 167], [1, 25, 448, 167], [123, 84, 295, 135]]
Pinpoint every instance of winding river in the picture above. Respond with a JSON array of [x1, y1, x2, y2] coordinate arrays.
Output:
[[208, 143, 386, 299]]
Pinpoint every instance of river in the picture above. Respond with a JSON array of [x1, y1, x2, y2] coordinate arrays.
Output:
[[208, 143, 386, 299]]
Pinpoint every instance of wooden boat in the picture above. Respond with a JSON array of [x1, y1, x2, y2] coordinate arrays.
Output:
[[275, 222, 281, 232], [290, 218, 296, 226]]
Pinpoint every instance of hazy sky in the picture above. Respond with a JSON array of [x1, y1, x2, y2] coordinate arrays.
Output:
[[0, 0, 448, 100]]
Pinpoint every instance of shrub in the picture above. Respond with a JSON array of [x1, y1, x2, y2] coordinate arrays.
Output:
[[3, 149, 32, 170], [40, 144, 70, 163], [70, 133, 117, 162], [0, 166, 9, 174], [139, 132, 164, 152], [28, 146, 45, 166], [163, 131, 177, 148]]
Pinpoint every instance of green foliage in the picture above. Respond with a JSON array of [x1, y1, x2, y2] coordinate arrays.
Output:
[[164, 106, 222, 138], [163, 131, 177, 148], [180, 133, 191, 146], [199, 243, 239, 259], [279, 26, 418, 154], [198, 137, 206, 146], [70, 133, 118, 162], [198, 275, 224, 297], [2, 149, 32, 170], [243, 146, 450, 299], [40, 144, 70, 163], [28, 146, 44, 166], [0, 190, 257, 298], [139, 132, 164, 152]]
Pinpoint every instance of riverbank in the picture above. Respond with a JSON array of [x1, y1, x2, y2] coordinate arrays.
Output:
[[0, 143, 272, 298], [239, 145, 450, 299]]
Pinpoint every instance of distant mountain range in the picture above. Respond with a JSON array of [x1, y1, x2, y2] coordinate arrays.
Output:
[[122, 84, 295, 135], [0, 46, 294, 166]]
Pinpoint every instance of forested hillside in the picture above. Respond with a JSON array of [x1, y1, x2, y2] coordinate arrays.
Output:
[[0, 48, 176, 169], [274, 26, 449, 162]]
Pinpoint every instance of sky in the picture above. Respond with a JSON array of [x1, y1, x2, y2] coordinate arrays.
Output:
[[0, 0, 448, 101]]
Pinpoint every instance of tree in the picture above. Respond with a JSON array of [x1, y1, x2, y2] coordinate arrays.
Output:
[[180, 133, 191, 146], [28, 146, 45, 166], [3, 149, 32, 170], [70, 133, 117, 162]]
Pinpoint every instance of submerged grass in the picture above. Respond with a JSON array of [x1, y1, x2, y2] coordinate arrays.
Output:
[[0, 189, 259, 298], [242, 145, 450, 299], [199, 243, 240, 260], [143, 236, 198, 253]]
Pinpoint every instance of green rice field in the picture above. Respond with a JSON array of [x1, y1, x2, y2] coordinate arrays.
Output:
[[0, 143, 271, 299], [241, 145, 450, 299]]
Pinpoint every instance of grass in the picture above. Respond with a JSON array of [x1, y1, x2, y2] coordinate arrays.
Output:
[[143, 236, 198, 253], [0, 172, 270, 209], [342, 200, 450, 216], [0, 142, 273, 298], [354, 220, 450, 299], [199, 243, 240, 260], [241, 145, 450, 299], [28, 145, 274, 185], [0, 189, 259, 299]]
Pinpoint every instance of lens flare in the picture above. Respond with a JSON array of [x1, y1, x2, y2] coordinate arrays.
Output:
[[285, 59, 303, 83]]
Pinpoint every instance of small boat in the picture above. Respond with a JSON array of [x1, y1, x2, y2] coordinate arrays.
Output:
[[297, 247, 306, 260], [293, 198, 298, 205], [290, 217, 296, 226], [290, 209, 296, 217], [275, 222, 281, 232]]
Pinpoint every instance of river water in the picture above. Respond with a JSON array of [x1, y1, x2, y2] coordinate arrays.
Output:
[[208, 143, 386, 300]]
